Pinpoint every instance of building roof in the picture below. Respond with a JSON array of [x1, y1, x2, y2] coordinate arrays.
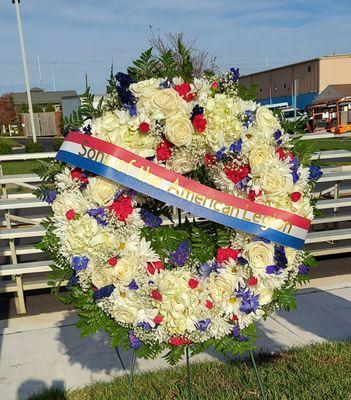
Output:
[[241, 54, 351, 78], [312, 84, 351, 104], [11, 88, 78, 106]]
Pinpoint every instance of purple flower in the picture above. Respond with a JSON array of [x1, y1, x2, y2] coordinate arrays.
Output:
[[236, 287, 252, 301], [215, 146, 227, 159], [274, 246, 287, 268], [67, 272, 79, 289], [229, 139, 242, 153], [128, 331, 142, 350], [128, 279, 139, 290], [88, 208, 108, 226], [138, 321, 151, 332], [240, 294, 259, 314], [115, 72, 134, 87], [292, 171, 299, 184], [83, 124, 92, 135], [266, 264, 282, 275], [195, 319, 211, 332], [274, 130, 282, 140], [232, 325, 249, 341], [191, 104, 204, 121], [198, 260, 219, 277], [159, 79, 172, 89], [169, 241, 191, 267], [140, 208, 162, 228], [93, 284, 115, 300], [236, 256, 248, 266], [229, 67, 240, 82], [298, 264, 310, 275], [308, 165, 323, 181], [43, 189, 57, 204], [72, 256, 89, 271]]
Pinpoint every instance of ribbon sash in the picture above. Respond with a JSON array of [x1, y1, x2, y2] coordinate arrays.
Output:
[[56, 132, 311, 250]]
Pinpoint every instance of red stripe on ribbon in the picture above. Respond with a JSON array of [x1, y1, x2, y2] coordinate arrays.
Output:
[[65, 132, 311, 230]]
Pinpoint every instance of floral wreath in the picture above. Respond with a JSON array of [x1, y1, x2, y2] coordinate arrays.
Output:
[[37, 49, 321, 364]]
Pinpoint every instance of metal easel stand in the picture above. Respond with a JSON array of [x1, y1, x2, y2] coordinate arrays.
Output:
[[185, 346, 193, 400], [114, 347, 136, 400], [249, 349, 267, 400]]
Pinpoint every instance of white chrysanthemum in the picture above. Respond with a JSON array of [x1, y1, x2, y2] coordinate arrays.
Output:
[[52, 189, 90, 219]]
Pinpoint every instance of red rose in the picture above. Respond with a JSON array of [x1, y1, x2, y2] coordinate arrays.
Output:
[[184, 92, 196, 102], [174, 83, 191, 97], [156, 140, 172, 162], [204, 153, 215, 167], [153, 315, 163, 325], [216, 247, 240, 263], [65, 209, 76, 220], [109, 196, 133, 221], [169, 337, 192, 346], [290, 192, 302, 202], [71, 168, 88, 183], [248, 189, 262, 201], [248, 276, 258, 286], [224, 164, 250, 184], [192, 114, 207, 133], [146, 261, 164, 275], [146, 263, 155, 274], [188, 278, 199, 289], [150, 289, 162, 301], [153, 261, 164, 271], [211, 81, 219, 89], [205, 300, 214, 309], [108, 257, 118, 267], [275, 148, 293, 161], [139, 122, 150, 134]]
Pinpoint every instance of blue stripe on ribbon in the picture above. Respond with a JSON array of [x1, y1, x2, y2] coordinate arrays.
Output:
[[56, 150, 304, 249]]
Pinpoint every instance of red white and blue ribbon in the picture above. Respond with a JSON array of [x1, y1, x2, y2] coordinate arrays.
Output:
[[56, 132, 311, 250]]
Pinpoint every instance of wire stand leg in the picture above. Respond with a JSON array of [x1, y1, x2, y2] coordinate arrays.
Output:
[[249, 349, 267, 400], [127, 351, 137, 400], [114, 346, 127, 372], [185, 347, 192, 400]]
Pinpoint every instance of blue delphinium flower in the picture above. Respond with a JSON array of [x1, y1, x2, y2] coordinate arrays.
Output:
[[298, 264, 310, 275], [191, 104, 204, 121], [229, 138, 242, 153], [67, 272, 79, 290], [93, 284, 115, 300], [215, 146, 227, 159], [240, 294, 259, 314], [72, 256, 89, 271], [159, 79, 172, 89], [138, 321, 151, 332], [83, 124, 92, 135], [116, 72, 134, 87], [243, 111, 255, 128], [274, 245, 288, 268], [308, 165, 323, 181], [229, 67, 240, 82], [274, 130, 282, 141], [140, 208, 162, 228], [266, 264, 282, 275], [128, 279, 139, 290], [169, 240, 191, 267], [198, 260, 219, 277], [43, 189, 57, 204], [292, 171, 299, 184], [195, 319, 211, 332], [88, 208, 108, 226], [115, 72, 136, 116], [232, 325, 249, 342], [236, 256, 248, 266], [128, 331, 142, 350]]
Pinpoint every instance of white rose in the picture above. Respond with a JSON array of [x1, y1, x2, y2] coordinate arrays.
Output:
[[113, 304, 138, 324], [255, 107, 280, 132], [112, 254, 139, 285], [258, 287, 274, 305], [64, 215, 100, 254], [208, 272, 236, 303], [165, 116, 193, 147], [101, 111, 120, 132], [91, 267, 115, 289], [130, 78, 160, 98], [249, 143, 275, 174], [167, 152, 197, 174], [86, 177, 118, 206], [258, 162, 293, 196], [243, 241, 275, 276], [151, 88, 180, 117], [52, 190, 88, 218]]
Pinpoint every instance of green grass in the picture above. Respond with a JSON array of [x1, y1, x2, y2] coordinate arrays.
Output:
[[27, 340, 351, 400], [302, 138, 351, 153], [2, 160, 41, 175]]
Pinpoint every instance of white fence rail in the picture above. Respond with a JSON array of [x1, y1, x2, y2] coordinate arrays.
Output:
[[1, 149, 351, 313]]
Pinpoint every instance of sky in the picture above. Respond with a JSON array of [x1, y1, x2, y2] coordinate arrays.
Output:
[[1, 0, 351, 95]]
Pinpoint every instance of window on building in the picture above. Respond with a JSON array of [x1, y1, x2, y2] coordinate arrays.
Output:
[[259, 88, 262, 92], [308, 65, 311, 72], [284, 83, 287, 89]]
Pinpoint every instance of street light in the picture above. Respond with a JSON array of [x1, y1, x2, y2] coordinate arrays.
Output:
[[12, 0, 37, 142]]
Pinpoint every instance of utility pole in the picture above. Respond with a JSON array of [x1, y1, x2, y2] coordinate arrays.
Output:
[[293, 79, 299, 121], [52, 70, 56, 91], [12, 0, 37, 142], [37, 52, 42, 82], [85, 73, 88, 91]]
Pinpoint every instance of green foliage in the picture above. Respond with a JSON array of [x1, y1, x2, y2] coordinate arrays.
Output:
[[45, 103, 55, 112], [0, 137, 16, 154], [157, 50, 178, 79], [237, 84, 257, 101], [273, 285, 297, 311], [25, 140, 44, 153], [128, 48, 159, 81], [20, 103, 29, 113], [53, 137, 64, 151], [176, 38, 194, 82], [32, 103, 43, 113]]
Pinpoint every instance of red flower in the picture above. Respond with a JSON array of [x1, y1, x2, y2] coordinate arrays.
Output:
[[192, 114, 207, 133], [248, 189, 262, 202], [204, 153, 215, 167], [146, 261, 164, 275], [169, 337, 192, 346], [224, 164, 250, 184], [231, 314, 238, 321], [153, 315, 163, 325], [108, 257, 118, 267], [184, 92, 196, 102], [216, 247, 240, 263], [150, 289, 162, 301], [188, 278, 199, 289], [174, 83, 191, 97], [70, 168, 88, 183], [248, 276, 258, 286], [275, 148, 293, 161], [211, 81, 219, 89], [109, 196, 133, 221], [139, 122, 150, 134], [290, 192, 302, 202], [65, 209, 76, 220], [156, 140, 172, 162], [205, 300, 214, 309]]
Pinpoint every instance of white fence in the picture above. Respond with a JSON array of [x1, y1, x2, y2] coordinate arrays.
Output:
[[1, 149, 351, 313]]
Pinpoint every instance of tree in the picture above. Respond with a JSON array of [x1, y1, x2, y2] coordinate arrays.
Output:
[[45, 103, 55, 112], [32, 104, 43, 113], [147, 30, 218, 78], [0, 93, 17, 125], [20, 103, 29, 113]]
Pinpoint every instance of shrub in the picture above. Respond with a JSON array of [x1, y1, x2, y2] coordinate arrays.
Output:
[[45, 103, 55, 112], [25, 141, 44, 153], [20, 104, 29, 113], [53, 137, 64, 151], [32, 104, 43, 113], [0, 140, 13, 155]]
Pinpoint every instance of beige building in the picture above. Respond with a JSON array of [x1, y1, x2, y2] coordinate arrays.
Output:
[[240, 54, 351, 108]]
